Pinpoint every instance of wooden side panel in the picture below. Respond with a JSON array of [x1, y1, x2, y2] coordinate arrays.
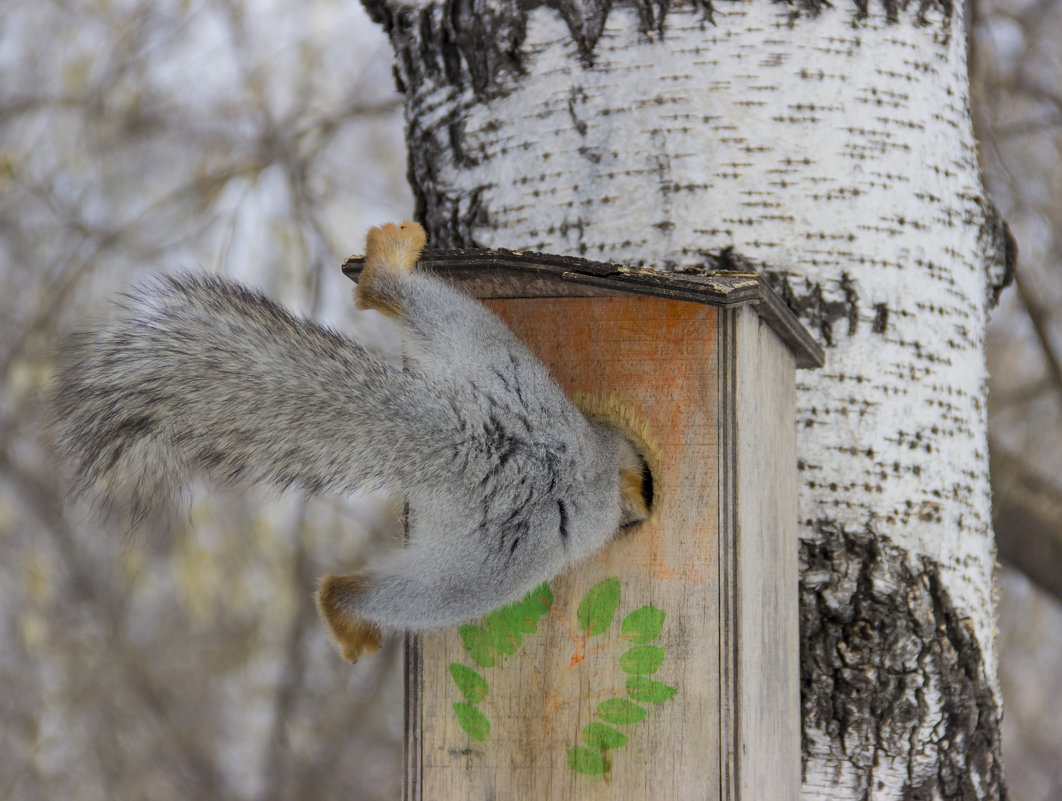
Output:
[[409, 296, 722, 801], [727, 307, 801, 801]]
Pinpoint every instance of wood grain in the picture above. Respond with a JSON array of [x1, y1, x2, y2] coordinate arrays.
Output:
[[727, 307, 800, 801]]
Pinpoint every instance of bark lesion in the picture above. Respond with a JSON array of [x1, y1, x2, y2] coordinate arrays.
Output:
[[764, 270, 863, 346], [800, 521, 1007, 801]]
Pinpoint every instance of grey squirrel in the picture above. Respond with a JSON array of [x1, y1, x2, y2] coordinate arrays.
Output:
[[52, 221, 650, 662]]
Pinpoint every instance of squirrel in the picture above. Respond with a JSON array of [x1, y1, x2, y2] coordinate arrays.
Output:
[[51, 221, 650, 663]]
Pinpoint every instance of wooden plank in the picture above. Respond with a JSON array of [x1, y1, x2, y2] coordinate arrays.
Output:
[[342, 249, 763, 306], [717, 307, 739, 801], [725, 307, 801, 801], [408, 296, 723, 801], [404, 632, 423, 801]]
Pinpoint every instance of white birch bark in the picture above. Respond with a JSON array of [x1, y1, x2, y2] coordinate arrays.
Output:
[[364, 0, 1013, 797]]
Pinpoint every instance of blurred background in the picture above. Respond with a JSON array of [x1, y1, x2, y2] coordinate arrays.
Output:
[[0, 0, 1059, 798]]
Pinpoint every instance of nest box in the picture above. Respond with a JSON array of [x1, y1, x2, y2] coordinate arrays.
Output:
[[342, 249, 823, 801]]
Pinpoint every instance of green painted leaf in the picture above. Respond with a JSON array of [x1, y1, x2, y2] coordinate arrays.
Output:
[[531, 582, 556, 607], [523, 581, 554, 615], [577, 577, 620, 637], [489, 602, 538, 635], [459, 625, 495, 667], [626, 676, 677, 703], [596, 698, 646, 725], [449, 663, 489, 704], [453, 702, 490, 741], [619, 645, 666, 675], [581, 722, 628, 750], [472, 582, 554, 663], [484, 619, 518, 657], [621, 605, 666, 644], [568, 745, 610, 775], [463, 583, 554, 667], [483, 603, 535, 655]]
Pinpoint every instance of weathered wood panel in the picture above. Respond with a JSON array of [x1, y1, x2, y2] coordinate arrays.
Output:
[[408, 296, 722, 800], [725, 307, 801, 801]]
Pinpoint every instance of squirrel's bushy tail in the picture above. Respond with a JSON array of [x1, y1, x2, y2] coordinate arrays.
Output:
[[50, 273, 441, 521]]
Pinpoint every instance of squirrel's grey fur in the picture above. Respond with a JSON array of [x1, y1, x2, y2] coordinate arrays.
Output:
[[51, 226, 647, 651]]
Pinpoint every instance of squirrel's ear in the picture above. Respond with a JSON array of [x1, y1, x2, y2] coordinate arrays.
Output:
[[618, 454, 651, 528]]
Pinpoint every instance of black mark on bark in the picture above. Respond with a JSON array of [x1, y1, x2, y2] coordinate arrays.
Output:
[[558, 0, 616, 64], [364, 0, 952, 102], [568, 86, 590, 136], [409, 178, 490, 248], [840, 272, 859, 336], [872, 302, 889, 334], [765, 271, 862, 347], [715, 245, 740, 271], [801, 521, 1007, 801], [848, 0, 950, 24]]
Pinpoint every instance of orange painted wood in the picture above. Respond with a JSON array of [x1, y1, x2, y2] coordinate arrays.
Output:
[[411, 296, 724, 800]]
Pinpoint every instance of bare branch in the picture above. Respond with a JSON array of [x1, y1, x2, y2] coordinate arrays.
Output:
[[1013, 271, 1062, 404], [991, 443, 1062, 603]]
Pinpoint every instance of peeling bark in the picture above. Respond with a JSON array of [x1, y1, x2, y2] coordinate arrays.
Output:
[[801, 523, 1005, 800]]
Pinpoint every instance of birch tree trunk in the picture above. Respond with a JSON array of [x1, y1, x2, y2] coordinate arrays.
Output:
[[361, 0, 1014, 797]]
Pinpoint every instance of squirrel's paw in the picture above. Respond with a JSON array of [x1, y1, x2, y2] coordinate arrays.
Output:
[[364, 220, 426, 275], [356, 220, 426, 316], [316, 574, 384, 663]]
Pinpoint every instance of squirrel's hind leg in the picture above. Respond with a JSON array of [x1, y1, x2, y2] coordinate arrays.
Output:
[[316, 574, 384, 663], [316, 535, 518, 661]]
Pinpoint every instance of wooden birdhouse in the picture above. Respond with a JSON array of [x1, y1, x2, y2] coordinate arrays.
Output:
[[342, 249, 824, 801]]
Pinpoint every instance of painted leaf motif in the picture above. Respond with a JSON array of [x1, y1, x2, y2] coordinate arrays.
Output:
[[459, 625, 495, 667], [453, 702, 490, 741], [596, 698, 646, 725], [621, 605, 666, 644], [482, 582, 556, 659], [619, 645, 665, 675], [484, 607, 530, 654], [460, 583, 553, 670], [524, 581, 554, 614], [484, 618, 518, 657], [568, 745, 610, 775], [449, 663, 489, 704], [577, 577, 620, 637], [581, 722, 628, 750], [487, 602, 537, 636], [626, 676, 677, 703]]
